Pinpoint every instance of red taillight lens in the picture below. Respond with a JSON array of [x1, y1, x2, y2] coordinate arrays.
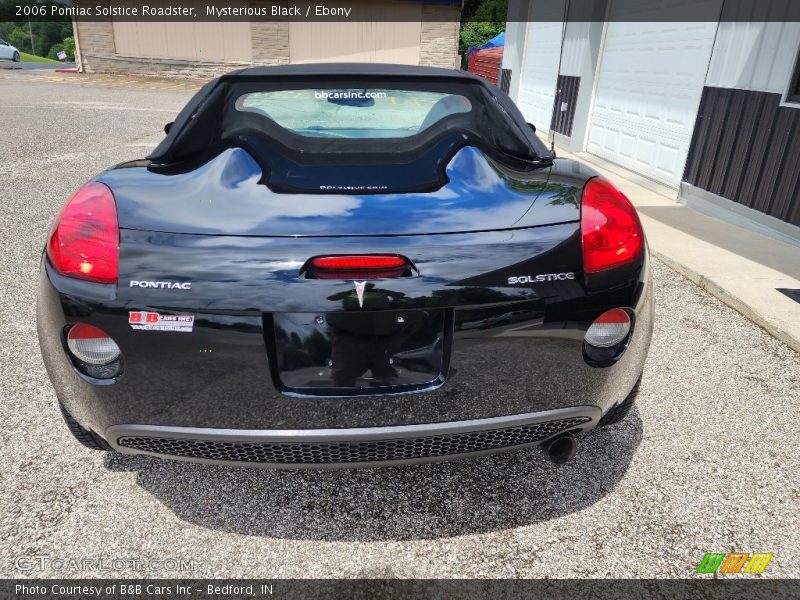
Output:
[[306, 255, 411, 279], [580, 178, 644, 274], [47, 182, 119, 284]]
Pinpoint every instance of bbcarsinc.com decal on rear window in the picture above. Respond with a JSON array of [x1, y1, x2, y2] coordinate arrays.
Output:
[[235, 89, 472, 139]]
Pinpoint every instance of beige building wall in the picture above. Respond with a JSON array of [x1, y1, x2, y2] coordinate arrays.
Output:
[[74, 0, 459, 78], [289, 1, 422, 65], [289, 21, 422, 65], [111, 21, 253, 63]]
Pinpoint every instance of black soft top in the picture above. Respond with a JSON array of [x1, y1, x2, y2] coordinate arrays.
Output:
[[147, 63, 553, 186], [217, 62, 506, 79]]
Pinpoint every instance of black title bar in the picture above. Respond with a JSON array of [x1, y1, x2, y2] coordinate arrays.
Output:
[[3, 579, 799, 600], [2, 0, 800, 23]]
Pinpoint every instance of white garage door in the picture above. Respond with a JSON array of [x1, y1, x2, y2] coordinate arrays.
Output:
[[516, 2, 565, 131], [587, 0, 721, 187]]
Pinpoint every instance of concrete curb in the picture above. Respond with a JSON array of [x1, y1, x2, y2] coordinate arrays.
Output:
[[653, 250, 800, 354]]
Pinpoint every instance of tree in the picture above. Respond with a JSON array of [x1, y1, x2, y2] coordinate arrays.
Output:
[[468, 0, 508, 24], [8, 27, 30, 53], [0, 22, 16, 39], [459, 0, 508, 68], [35, 21, 71, 58], [0, 19, 72, 58], [460, 21, 500, 59]]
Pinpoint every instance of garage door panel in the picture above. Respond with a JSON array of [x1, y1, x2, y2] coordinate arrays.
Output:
[[655, 144, 682, 177], [618, 131, 636, 159], [517, 20, 564, 131], [590, 123, 619, 155], [587, 0, 721, 186], [591, 113, 687, 144], [635, 138, 656, 167], [516, 0, 567, 132], [588, 120, 688, 183]]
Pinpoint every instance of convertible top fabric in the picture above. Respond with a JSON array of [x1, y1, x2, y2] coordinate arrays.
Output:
[[148, 63, 553, 172]]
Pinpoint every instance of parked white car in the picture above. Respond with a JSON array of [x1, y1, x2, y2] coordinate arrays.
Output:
[[0, 38, 21, 62]]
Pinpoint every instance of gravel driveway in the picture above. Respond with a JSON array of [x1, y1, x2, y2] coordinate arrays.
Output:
[[0, 71, 798, 579]]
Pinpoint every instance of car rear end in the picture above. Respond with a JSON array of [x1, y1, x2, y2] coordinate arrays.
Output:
[[37, 66, 653, 468]]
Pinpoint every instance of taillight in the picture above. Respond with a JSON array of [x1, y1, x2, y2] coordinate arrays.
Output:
[[584, 308, 631, 348], [67, 323, 121, 365], [304, 255, 412, 279], [580, 178, 644, 273], [583, 307, 634, 367], [66, 323, 123, 379], [47, 182, 119, 284]]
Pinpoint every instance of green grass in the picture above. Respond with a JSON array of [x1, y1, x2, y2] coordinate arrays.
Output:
[[19, 52, 60, 63]]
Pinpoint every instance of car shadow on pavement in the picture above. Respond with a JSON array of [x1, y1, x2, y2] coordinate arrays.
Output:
[[103, 409, 642, 542]]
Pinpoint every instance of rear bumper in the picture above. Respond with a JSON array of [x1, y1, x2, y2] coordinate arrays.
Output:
[[37, 248, 653, 462], [107, 406, 599, 468]]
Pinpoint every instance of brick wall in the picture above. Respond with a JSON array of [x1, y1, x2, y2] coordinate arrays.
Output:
[[419, 4, 461, 69], [250, 20, 290, 65], [80, 55, 251, 79], [73, 17, 115, 74], [73, 0, 112, 72]]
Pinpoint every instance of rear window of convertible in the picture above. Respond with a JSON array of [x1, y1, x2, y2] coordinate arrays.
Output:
[[234, 89, 473, 138]]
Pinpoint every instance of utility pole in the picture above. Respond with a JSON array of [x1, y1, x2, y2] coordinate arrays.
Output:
[[28, 16, 35, 55]]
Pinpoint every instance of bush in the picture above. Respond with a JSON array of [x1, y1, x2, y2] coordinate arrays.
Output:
[[62, 36, 75, 60], [47, 42, 63, 60], [48, 36, 74, 61]]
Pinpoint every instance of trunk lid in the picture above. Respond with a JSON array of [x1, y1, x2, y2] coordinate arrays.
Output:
[[103, 147, 583, 237], [116, 224, 584, 397], [109, 148, 591, 397]]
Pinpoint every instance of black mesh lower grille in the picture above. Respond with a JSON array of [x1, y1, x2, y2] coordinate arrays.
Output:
[[117, 417, 591, 464]]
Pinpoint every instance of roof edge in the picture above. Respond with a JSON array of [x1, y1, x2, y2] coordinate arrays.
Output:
[[221, 62, 484, 81]]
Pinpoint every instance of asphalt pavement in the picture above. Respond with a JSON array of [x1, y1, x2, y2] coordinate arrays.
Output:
[[0, 70, 798, 579], [0, 61, 75, 70]]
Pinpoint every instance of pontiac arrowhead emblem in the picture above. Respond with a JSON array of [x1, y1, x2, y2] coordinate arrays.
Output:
[[354, 281, 367, 308]]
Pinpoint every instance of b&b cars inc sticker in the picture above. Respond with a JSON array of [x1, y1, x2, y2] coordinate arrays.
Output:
[[129, 311, 194, 332]]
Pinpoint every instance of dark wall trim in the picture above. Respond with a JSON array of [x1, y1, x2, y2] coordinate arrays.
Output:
[[550, 75, 580, 138], [683, 87, 800, 227], [499, 68, 511, 93], [789, 48, 800, 104]]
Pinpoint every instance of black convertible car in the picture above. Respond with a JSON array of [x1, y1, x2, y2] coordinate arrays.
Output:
[[37, 64, 652, 468]]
